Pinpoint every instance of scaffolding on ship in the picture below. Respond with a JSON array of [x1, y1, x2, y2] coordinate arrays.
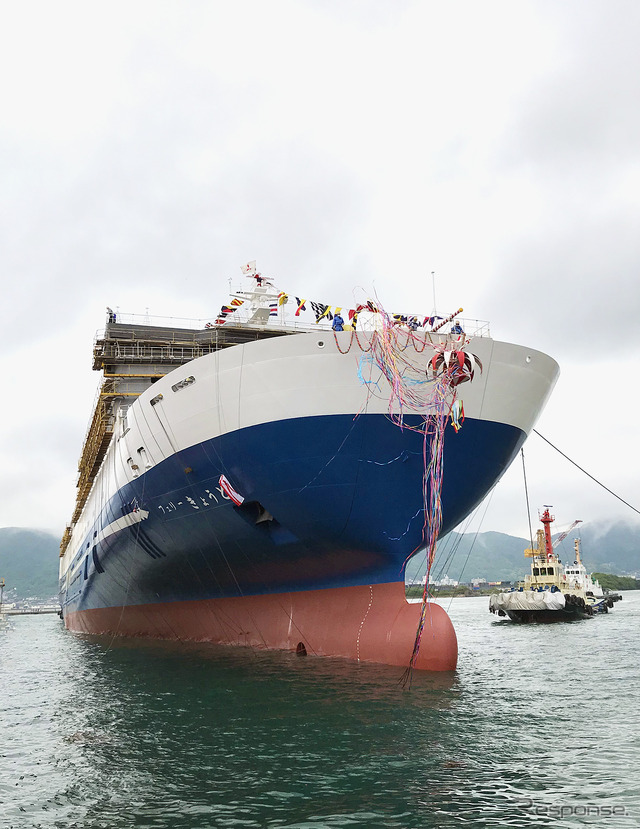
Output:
[[60, 317, 294, 557]]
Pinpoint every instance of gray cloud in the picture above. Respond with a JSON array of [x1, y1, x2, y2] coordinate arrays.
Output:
[[2, 0, 640, 534]]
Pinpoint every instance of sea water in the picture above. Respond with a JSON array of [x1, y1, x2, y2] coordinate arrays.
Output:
[[1, 594, 639, 829]]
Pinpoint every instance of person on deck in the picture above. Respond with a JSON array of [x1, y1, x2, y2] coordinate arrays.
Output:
[[332, 313, 344, 332], [451, 320, 464, 334]]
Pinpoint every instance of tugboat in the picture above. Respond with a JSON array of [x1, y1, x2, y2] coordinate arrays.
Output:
[[565, 537, 622, 614], [489, 508, 621, 623]]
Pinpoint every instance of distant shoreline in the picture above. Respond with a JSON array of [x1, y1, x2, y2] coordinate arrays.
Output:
[[405, 573, 640, 601]]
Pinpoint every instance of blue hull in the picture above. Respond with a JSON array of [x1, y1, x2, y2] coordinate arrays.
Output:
[[61, 413, 524, 614]]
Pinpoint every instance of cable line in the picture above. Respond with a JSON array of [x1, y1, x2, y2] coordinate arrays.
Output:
[[533, 429, 640, 517], [521, 448, 535, 552]]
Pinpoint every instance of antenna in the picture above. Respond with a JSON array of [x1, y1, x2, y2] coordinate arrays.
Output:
[[431, 271, 437, 315]]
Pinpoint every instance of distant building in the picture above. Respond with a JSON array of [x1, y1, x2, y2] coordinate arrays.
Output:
[[432, 575, 459, 587]]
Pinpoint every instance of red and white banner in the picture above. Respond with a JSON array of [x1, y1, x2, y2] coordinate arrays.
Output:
[[218, 474, 245, 505]]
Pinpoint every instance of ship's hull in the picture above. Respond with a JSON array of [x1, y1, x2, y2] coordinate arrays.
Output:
[[60, 330, 559, 670], [66, 582, 457, 671]]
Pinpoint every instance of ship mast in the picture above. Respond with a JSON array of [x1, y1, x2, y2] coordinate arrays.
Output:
[[574, 537, 581, 565]]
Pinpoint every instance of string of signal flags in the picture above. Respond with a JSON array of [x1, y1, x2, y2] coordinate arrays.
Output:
[[212, 260, 464, 332]]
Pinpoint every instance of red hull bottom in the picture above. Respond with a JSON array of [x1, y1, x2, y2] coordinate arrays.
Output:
[[65, 582, 458, 671]]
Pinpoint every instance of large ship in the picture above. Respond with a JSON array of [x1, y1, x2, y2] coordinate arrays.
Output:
[[59, 267, 559, 671]]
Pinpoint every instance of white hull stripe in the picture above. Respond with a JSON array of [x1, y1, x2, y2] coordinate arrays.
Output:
[[98, 509, 150, 544], [68, 510, 150, 581]]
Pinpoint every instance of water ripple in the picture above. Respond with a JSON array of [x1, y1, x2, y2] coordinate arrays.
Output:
[[1, 595, 639, 827]]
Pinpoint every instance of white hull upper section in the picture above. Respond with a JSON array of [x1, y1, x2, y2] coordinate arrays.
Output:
[[132, 332, 556, 446], [61, 330, 559, 576]]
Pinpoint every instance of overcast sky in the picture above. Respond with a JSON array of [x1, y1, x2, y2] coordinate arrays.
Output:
[[1, 0, 639, 543]]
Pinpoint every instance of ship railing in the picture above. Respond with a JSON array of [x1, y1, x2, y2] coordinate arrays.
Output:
[[97, 314, 492, 340], [102, 342, 205, 361], [105, 312, 211, 330]]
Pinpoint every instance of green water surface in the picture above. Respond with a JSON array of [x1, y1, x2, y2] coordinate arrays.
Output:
[[1, 594, 639, 828]]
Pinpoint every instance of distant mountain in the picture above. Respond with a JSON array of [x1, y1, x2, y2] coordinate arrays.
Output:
[[406, 519, 640, 583], [578, 521, 640, 574], [406, 530, 530, 584], [0, 527, 60, 601]]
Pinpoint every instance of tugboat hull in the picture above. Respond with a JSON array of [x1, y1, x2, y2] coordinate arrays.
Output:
[[490, 590, 593, 623], [503, 605, 592, 623]]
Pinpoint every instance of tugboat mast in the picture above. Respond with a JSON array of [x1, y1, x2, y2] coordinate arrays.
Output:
[[574, 537, 582, 565], [540, 507, 555, 562]]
